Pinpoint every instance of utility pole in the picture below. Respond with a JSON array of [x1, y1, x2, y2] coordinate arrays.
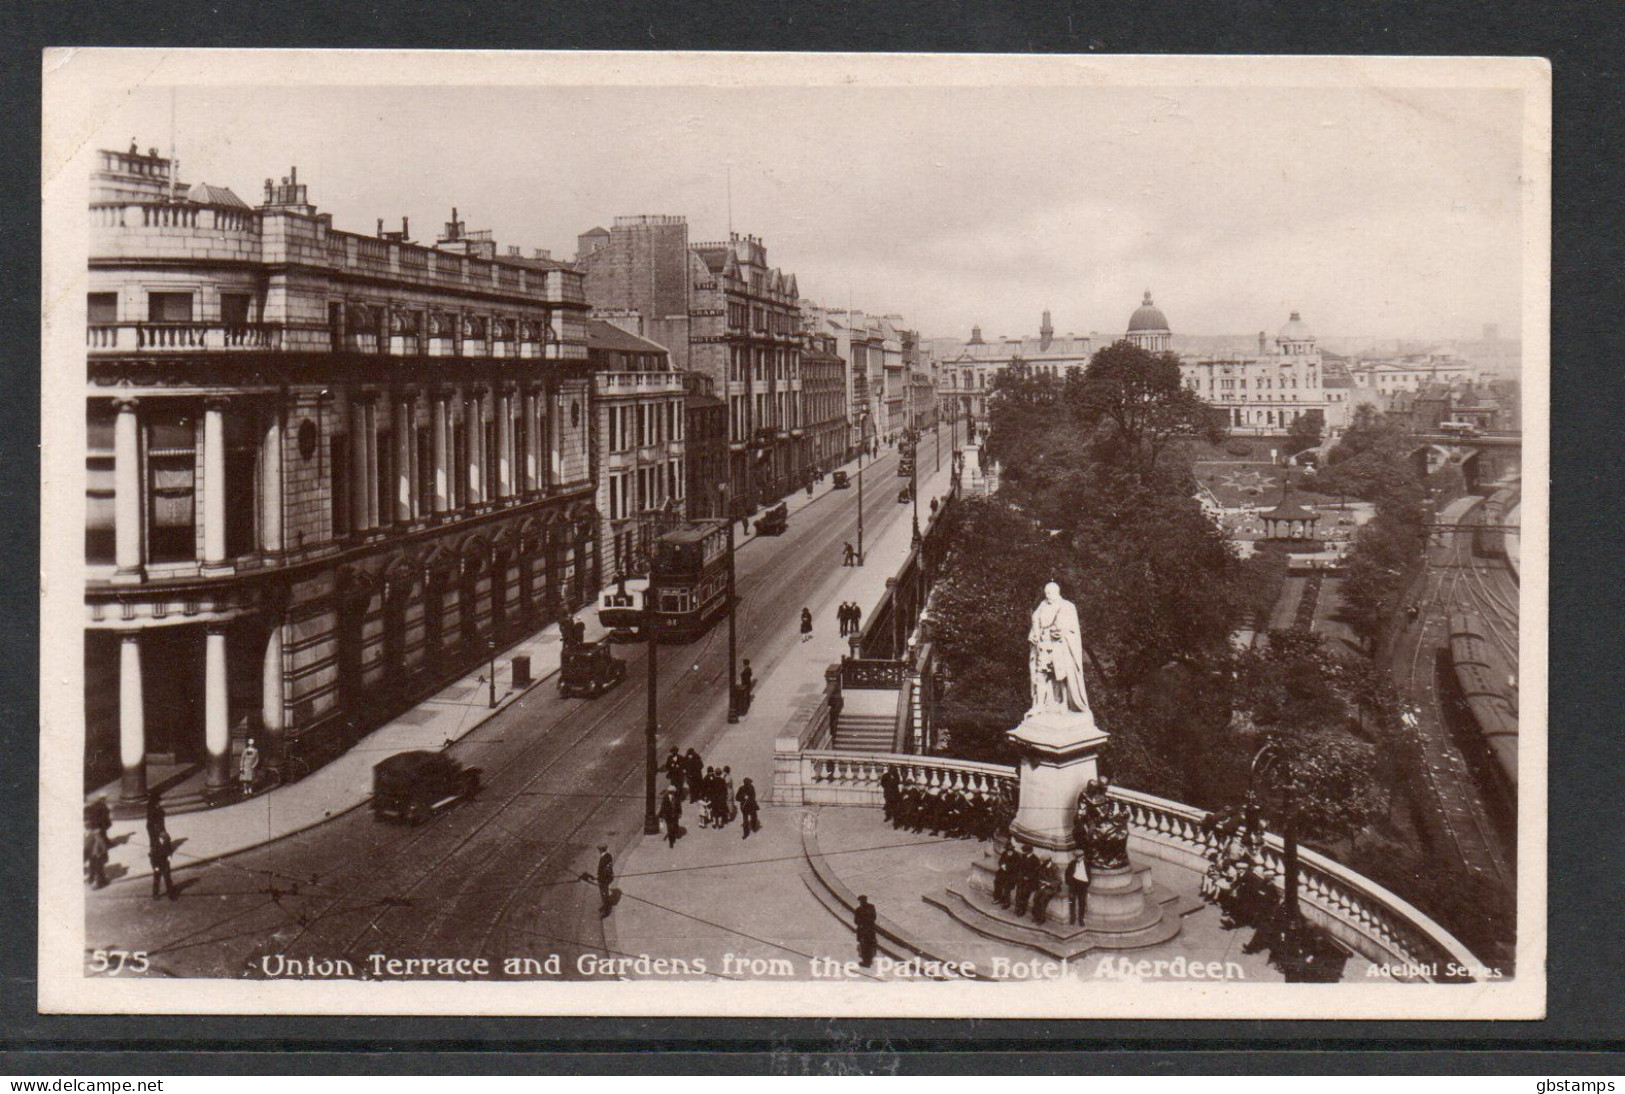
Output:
[[722, 483, 739, 722], [856, 415, 866, 566], [486, 637, 497, 709], [643, 593, 660, 834]]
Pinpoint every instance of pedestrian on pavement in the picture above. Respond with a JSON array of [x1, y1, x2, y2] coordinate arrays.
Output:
[[842, 542, 855, 567], [722, 766, 737, 822], [84, 821, 109, 890], [800, 607, 813, 642], [684, 748, 705, 804], [85, 795, 112, 841], [149, 827, 177, 900], [1067, 852, 1091, 926], [659, 787, 684, 848], [741, 515, 750, 537], [144, 790, 168, 846], [664, 746, 686, 797], [735, 777, 761, 839], [239, 738, 261, 797], [854, 895, 879, 968], [739, 659, 754, 712], [708, 769, 729, 827], [593, 844, 619, 917], [849, 603, 862, 635]]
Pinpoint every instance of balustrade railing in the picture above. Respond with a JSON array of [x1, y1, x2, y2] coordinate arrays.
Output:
[[842, 658, 906, 689], [88, 322, 282, 352], [772, 748, 1480, 981]]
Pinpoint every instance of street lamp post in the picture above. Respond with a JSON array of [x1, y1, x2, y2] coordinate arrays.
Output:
[[486, 637, 498, 709], [721, 482, 739, 723], [856, 414, 866, 566], [910, 433, 921, 545], [643, 593, 660, 834]]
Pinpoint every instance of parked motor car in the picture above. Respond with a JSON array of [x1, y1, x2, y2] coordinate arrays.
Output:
[[372, 751, 481, 825], [831, 471, 850, 489], [755, 503, 789, 536], [558, 639, 628, 698]]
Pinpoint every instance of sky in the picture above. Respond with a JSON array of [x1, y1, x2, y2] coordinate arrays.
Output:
[[93, 76, 1528, 345]]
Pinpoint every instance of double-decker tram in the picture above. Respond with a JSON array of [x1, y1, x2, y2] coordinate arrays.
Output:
[[648, 520, 731, 642]]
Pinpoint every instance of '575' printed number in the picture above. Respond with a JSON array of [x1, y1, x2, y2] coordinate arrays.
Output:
[[88, 949, 150, 975]]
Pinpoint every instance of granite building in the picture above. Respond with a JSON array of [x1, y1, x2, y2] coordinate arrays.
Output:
[[84, 148, 597, 806]]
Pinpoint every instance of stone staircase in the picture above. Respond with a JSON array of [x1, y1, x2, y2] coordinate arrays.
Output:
[[831, 688, 899, 752]]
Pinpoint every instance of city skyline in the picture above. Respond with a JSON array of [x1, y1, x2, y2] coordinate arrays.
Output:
[[89, 76, 1528, 345]]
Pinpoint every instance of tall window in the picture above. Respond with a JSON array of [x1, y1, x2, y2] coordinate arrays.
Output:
[[147, 292, 194, 323], [85, 404, 116, 563], [146, 404, 197, 562], [220, 292, 253, 327], [88, 292, 118, 324]]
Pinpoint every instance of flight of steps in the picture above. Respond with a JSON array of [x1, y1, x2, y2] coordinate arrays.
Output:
[[831, 688, 899, 752]]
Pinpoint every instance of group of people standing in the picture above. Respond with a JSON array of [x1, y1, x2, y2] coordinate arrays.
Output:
[[993, 841, 1090, 928], [83, 790, 178, 900], [836, 601, 864, 637], [659, 746, 761, 847], [879, 767, 1011, 842]]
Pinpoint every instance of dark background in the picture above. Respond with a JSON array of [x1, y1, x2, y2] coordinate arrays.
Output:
[[2, 0, 1618, 1075]]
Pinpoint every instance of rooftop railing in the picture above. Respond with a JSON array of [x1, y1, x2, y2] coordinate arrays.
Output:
[[88, 322, 282, 352]]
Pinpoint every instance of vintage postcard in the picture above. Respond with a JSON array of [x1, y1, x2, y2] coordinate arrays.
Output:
[[39, 50, 1548, 1018]]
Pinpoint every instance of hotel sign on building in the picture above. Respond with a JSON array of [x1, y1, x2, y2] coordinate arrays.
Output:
[[84, 147, 598, 806]]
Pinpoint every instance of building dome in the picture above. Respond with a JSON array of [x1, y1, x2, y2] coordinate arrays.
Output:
[[1278, 310, 1314, 343], [1127, 290, 1170, 333]]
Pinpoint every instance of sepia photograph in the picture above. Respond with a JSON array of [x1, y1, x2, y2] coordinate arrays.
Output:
[[38, 50, 1548, 1019]]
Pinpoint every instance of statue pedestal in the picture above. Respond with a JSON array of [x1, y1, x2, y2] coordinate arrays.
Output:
[[948, 708, 1191, 957], [1005, 709, 1108, 863]]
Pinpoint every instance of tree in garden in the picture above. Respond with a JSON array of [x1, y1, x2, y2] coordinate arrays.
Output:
[[1232, 629, 1388, 907], [1282, 409, 1324, 457], [1067, 340, 1224, 476]]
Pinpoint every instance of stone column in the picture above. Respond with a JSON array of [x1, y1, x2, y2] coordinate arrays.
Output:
[[432, 390, 450, 515], [203, 397, 228, 567], [407, 399, 422, 520], [350, 399, 370, 532], [260, 403, 283, 553], [113, 397, 142, 579], [465, 388, 484, 507], [363, 395, 380, 530], [118, 633, 146, 803], [261, 615, 285, 749], [522, 388, 538, 493], [495, 388, 513, 500], [204, 624, 232, 789], [394, 394, 414, 524]]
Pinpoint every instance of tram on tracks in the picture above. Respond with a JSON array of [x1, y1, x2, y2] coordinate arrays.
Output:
[[1441, 611, 1518, 833], [648, 520, 731, 642]]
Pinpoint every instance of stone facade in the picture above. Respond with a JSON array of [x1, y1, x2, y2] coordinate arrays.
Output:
[[682, 371, 729, 520], [798, 331, 850, 474], [85, 149, 597, 802], [587, 319, 688, 578], [577, 217, 806, 514]]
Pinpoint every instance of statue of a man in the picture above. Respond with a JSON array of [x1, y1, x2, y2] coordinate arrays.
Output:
[[1028, 581, 1090, 716]]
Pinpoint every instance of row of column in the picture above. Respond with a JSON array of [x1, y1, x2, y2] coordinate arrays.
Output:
[[117, 619, 284, 801], [112, 396, 283, 577], [346, 384, 558, 536]]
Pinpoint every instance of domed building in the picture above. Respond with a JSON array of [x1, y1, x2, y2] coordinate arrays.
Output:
[[1125, 290, 1172, 353], [1178, 309, 1329, 435], [1276, 310, 1316, 357]]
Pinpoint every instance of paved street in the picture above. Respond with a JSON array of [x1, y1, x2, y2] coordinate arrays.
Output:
[[1391, 492, 1517, 888], [86, 431, 957, 980]]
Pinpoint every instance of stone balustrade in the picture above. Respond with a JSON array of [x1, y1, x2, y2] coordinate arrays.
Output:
[[771, 747, 1481, 981], [88, 322, 282, 352]]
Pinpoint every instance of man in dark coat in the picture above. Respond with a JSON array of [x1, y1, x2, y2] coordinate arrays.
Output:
[[664, 747, 686, 798], [149, 828, 177, 900], [659, 787, 684, 848], [992, 842, 1019, 908], [738, 660, 754, 713], [1012, 843, 1040, 916], [854, 895, 879, 968], [879, 766, 901, 823], [683, 748, 705, 803], [849, 603, 862, 634], [595, 844, 617, 917], [735, 777, 761, 839]]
